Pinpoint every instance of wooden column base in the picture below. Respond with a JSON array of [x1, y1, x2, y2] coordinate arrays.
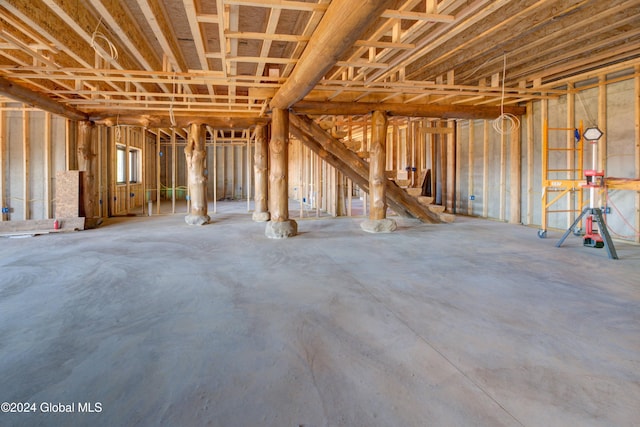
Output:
[[185, 214, 210, 226], [265, 219, 298, 239], [360, 218, 397, 233], [252, 211, 271, 222]]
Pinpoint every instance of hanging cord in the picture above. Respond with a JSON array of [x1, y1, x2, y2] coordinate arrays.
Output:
[[90, 17, 119, 62], [603, 189, 640, 239], [576, 91, 597, 127], [492, 53, 520, 135]]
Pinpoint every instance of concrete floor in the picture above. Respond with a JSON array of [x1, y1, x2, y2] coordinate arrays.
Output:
[[1, 202, 639, 427]]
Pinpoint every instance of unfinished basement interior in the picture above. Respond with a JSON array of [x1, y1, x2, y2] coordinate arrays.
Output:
[[1, 0, 639, 426]]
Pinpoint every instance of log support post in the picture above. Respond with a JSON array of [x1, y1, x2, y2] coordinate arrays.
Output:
[[77, 121, 102, 228], [265, 108, 297, 238], [252, 124, 270, 222], [184, 123, 210, 225], [361, 110, 397, 233]]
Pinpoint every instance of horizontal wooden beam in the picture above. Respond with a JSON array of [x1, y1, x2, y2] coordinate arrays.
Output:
[[292, 101, 526, 119], [0, 76, 88, 120], [89, 113, 268, 129], [270, 0, 396, 109], [380, 10, 455, 22]]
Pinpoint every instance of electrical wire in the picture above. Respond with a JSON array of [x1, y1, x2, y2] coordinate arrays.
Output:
[[492, 53, 520, 135], [90, 17, 119, 62], [576, 91, 597, 127]]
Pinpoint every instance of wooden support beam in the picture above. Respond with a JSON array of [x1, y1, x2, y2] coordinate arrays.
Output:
[[499, 128, 506, 221], [184, 123, 209, 225], [266, 108, 297, 238], [171, 128, 176, 214], [467, 119, 474, 216], [289, 113, 441, 223], [598, 75, 607, 191], [0, 76, 87, 121], [269, 108, 289, 222], [0, 102, 5, 221], [636, 65, 640, 244], [369, 110, 389, 221], [44, 112, 51, 219], [292, 101, 526, 119], [482, 119, 489, 218], [90, 113, 268, 129], [526, 101, 534, 225], [77, 120, 100, 227], [253, 125, 270, 222], [23, 107, 30, 220], [446, 120, 456, 213], [270, 0, 395, 109], [509, 126, 521, 224], [156, 130, 161, 215]]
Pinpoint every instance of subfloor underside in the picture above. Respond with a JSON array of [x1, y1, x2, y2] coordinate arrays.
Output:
[[1, 201, 639, 427]]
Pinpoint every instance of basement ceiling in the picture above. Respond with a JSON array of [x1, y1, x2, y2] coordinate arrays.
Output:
[[1, 0, 639, 125]]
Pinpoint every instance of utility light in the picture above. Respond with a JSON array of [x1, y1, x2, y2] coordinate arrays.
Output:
[[583, 127, 603, 141]]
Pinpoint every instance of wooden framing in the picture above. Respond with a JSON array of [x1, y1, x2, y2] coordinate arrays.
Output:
[[636, 65, 640, 243], [509, 124, 521, 224], [0, 102, 4, 221], [23, 106, 29, 220]]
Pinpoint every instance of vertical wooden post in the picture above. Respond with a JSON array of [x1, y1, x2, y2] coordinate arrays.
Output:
[[468, 119, 474, 216], [499, 125, 506, 221], [362, 110, 396, 232], [23, 107, 30, 220], [526, 101, 534, 225], [509, 124, 521, 224], [446, 120, 456, 213], [212, 128, 218, 213], [171, 128, 176, 214], [231, 140, 236, 198], [336, 172, 345, 216], [125, 127, 131, 213], [316, 154, 321, 217], [96, 125, 103, 217], [77, 120, 101, 228], [362, 119, 368, 217], [156, 130, 161, 215], [0, 102, 5, 221], [184, 123, 210, 225], [247, 131, 251, 212], [598, 75, 607, 209], [430, 126, 437, 199], [252, 124, 270, 221], [44, 112, 51, 219], [635, 65, 640, 244], [482, 119, 489, 217], [265, 108, 297, 238]]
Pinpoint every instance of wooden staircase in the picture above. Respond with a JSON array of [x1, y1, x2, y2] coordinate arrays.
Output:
[[404, 188, 455, 223], [289, 114, 454, 224]]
